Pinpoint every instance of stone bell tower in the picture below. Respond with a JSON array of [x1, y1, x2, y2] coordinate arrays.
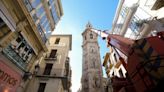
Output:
[[81, 22, 104, 92]]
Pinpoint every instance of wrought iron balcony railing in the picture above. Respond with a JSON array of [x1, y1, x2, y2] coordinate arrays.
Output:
[[44, 55, 57, 61]]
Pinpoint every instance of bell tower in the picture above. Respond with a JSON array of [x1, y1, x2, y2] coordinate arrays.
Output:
[[81, 22, 104, 92]]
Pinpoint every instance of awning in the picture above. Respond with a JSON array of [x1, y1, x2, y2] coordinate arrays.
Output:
[[103, 53, 110, 66], [115, 61, 122, 68]]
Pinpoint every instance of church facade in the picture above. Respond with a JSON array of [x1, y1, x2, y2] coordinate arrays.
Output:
[[81, 23, 104, 92]]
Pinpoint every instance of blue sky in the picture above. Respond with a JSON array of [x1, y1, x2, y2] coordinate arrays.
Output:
[[53, 0, 118, 91]]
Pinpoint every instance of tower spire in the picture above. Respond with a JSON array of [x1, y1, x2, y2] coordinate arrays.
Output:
[[86, 21, 92, 28]]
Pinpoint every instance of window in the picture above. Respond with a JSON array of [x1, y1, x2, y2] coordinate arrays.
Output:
[[24, 0, 33, 12], [90, 33, 93, 39], [49, 0, 54, 4], [37, 24, 47, 43], [43, 63, 53, 75], [51, 5, 59, 23], [16, 37, 21, 43], [40, 15, 47, 25], [3, 34, 34, 70], [45, 25, 51, 34], [129, 16, 140, 33], [24, 47, 29, 52], [85, 36, 86, 40], [121, 6, 129, 18], [17, 43, 25, 50], [36, 6, 45, 17], [49, 49, 57, 58], [32, 14, 38, 22], [119, 69, 124, 78], [37, 24, 43, 33], [55, 38, 60, 44], [32, 0, 41, 8], [38, 83, 46, 92], [113, 53, 117, 62]]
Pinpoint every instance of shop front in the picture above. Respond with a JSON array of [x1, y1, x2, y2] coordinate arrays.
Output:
[[0, 60, 22, 92]]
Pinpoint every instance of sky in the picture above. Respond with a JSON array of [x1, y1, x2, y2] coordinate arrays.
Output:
[[52, 0, 119, 92]]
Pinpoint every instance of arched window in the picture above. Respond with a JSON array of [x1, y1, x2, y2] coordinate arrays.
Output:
[[90, 33, 93, 39]]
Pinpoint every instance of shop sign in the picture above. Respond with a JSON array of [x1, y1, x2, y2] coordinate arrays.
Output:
[[0, 60, 21, 92]]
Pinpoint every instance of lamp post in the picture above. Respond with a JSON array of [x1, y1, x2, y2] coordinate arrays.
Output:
[[34, 64, 40, 74], [23, 64, 40, 81]]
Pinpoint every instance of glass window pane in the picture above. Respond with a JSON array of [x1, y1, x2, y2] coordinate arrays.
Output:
[[32, 0, 41, 8], [38, 83, 46, 92], [43, 64, 53, 75], [55, 38, 60, 44], [32, 14, 38, 22], [51, 5, 59, 23], [49, 49, 57, 58], [45, 24, 51, 33], [24, 0, 33, 12], [49, 0, 54, 4], [36, 6, 45, 17], [40, 15, 47, 24]]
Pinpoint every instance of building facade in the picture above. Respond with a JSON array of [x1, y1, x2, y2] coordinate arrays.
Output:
[[0, 0, 63, 92], [25, 34, 72, 92], [102, 0, 164, 91], [103, 77, 113, 92], [81, 23, 104, 92], [104, 0, 164, 79], [23, 0, 63, 38], [111, 0, 164, 39]]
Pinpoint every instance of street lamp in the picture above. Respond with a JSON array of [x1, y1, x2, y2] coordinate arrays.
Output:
[[23, 72, 32, 81], [34, 64, 40, 74], [23, 64, 40, 81]]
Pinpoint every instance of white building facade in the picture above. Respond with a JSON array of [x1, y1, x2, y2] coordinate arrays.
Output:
[[111, 0, 164, 39], [107, 0, 164, 78]]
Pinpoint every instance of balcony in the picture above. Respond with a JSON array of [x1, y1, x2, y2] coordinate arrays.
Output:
[[44, 55, 57, 61], [23, 0, 47, 43], [35, 68, 70, 89], [2, 45, 27, 70]]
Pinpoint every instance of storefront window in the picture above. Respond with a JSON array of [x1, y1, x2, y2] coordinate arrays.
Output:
[[2, 34, 34, 70]]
